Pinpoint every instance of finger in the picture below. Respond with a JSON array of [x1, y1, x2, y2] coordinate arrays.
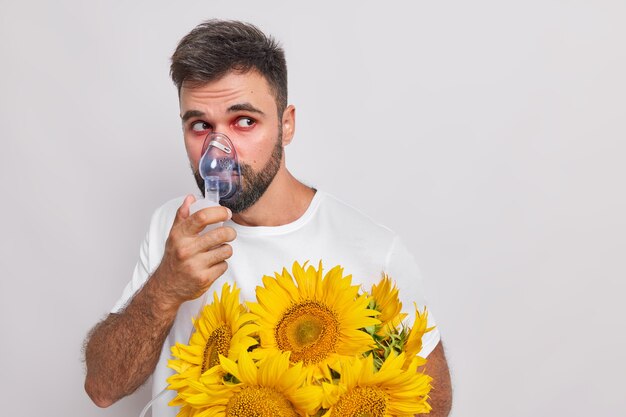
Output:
[[184, 206, 232, 236], [194, 226, 237, 252], [174, 195, 196, 225], [194, 244, 233, 269], [207, 243, 234, 264], [201, 261, 229, 288]]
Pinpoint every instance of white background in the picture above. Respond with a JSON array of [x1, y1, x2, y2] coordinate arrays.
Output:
[[1, 1, 625, 416]]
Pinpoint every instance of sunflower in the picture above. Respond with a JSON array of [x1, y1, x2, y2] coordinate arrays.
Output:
[[180, 350, 321, 417], [320, 353, 432, 417], [403, 304, 435, 368], [248, 261, 380, 380], [167, 283, 258, 413], [370, 274, 407, 336]]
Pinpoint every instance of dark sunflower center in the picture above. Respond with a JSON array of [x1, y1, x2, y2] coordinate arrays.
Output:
[[333, 386, 387, 417], [225, 387, 299, 417], [201, 324, 232, 373], [275, 300, 339, 365], [294, 314, 323, 344]]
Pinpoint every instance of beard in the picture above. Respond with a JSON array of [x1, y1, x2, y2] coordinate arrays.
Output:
[[192, 132, 283, 214]]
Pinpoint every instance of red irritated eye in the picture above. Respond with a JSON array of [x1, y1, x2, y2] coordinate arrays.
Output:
[[234, 117, 255, 129], [191, 121, 211, 133]]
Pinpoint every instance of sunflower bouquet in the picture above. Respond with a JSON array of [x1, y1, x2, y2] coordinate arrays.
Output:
[[167, 261, 434, 417]]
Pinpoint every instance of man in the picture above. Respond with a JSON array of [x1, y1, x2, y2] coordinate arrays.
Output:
[[84, 20, 452, 416]]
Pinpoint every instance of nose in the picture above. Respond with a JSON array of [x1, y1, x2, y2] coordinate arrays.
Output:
[[201, 132, 234, 155], [207, 126, 241, 154]]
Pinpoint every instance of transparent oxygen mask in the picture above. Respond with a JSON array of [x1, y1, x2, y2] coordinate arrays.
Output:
[[190, 133, 241, 226], [198, 132, 241, 202]]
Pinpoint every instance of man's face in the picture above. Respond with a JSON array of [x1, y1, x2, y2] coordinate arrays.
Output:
[[179, 70, 285, 213]]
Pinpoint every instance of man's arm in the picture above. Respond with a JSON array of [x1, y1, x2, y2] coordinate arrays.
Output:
[[83, 196, 236, 407], [83, 272, 178, 407], [418, 341, 452, 417]]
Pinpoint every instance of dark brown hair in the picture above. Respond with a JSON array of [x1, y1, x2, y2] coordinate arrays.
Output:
[[170, 20, 288, 115]]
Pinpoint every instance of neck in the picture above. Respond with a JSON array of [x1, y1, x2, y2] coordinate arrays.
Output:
[[231, 167, 316, 227]]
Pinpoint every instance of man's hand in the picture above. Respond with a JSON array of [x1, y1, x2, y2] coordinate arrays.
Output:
[[84, 195, 236, 407], [153, 195, 237, 313]]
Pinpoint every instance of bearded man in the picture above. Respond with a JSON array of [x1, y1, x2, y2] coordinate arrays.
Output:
[[84, 19, 452, 417]]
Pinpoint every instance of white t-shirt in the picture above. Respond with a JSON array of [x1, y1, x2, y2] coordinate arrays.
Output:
[[112, 190, 440, 417]]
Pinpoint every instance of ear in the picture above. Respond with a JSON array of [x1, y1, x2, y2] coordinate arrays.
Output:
[[280, 105, 296, 146]]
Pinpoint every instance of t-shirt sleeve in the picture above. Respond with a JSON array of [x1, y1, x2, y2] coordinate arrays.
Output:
[[384, 235, 441, 358], [110, 207, 161, 314]]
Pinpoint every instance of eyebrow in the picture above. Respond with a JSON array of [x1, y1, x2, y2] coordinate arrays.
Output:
[[180, 102, 265, 123], [227, 102, 265, 115], [181, 110, 204, 123]]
